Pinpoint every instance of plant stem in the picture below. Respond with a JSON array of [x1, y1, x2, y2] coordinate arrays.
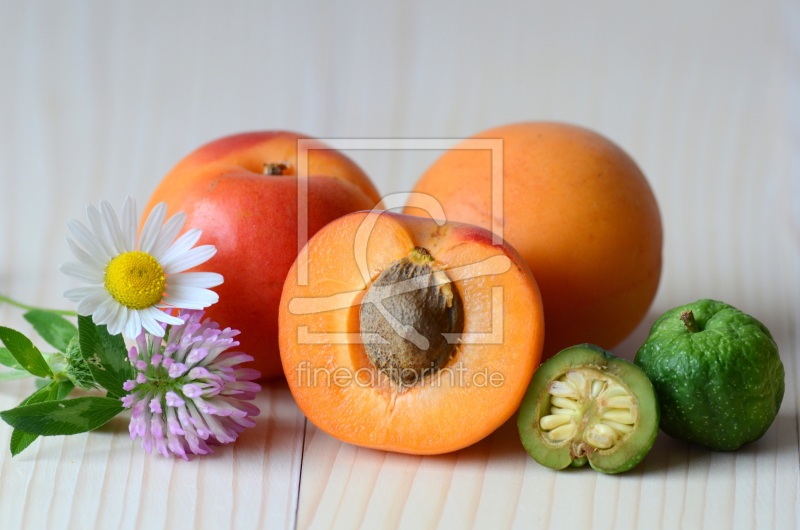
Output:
[[0, 295, 78, 316], [680, 310, 699, 333]]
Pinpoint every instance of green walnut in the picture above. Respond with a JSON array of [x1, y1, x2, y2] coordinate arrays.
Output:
[[518, 344, 659, 474], [635, 299, 784, 451]]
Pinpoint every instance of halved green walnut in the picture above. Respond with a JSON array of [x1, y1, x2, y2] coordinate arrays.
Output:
[[518, 344, 659, 473]]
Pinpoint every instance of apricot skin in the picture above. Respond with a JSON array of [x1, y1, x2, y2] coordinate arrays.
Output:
[[404, 122, 662, 359], [279, 212, 544, 454], [144, 131, 381, 379]]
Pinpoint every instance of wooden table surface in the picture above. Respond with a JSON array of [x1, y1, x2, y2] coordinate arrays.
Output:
[[0, 1, 798, 529]]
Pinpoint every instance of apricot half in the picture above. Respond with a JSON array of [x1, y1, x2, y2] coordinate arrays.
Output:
[[278, 212, 544, 454], [404, 122, 663, 360]]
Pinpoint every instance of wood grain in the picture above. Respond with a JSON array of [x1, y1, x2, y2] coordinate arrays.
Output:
[[0, 0, 798, 528], [0, 378, 306, 530]]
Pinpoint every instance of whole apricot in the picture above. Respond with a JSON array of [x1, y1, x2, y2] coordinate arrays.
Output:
[[144, 131, 381, 378], [404, 122, 662, 359]]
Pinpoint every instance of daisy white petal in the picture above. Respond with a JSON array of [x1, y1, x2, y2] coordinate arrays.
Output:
[[125, 310, 143, 341], [86, 204, 118, 257], [92, 295, 119, 324], [141, 318, 167, 338], [158, 229, 202, 265], [66, 219, 111, 262], [139, 202, 167, 255], [121, 196, 138, 252], [168, 272, 224, 289], [162, 245, 217, 275], [149, 308, 186, 326], [66, 237, 106, 270], [77, 289, 113, 316], [64, 285, 106, 303], [158, 300, 207, 311], [59, 262, 104, 284], [164, 286, 219, 307], [150, 212, 186, 261], [100, 200, 130, 254], [109, 306, 129, 336], [140, 310, 166, 336]]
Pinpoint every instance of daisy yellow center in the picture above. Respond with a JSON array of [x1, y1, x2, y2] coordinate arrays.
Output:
[[104, 251, 166, 310]]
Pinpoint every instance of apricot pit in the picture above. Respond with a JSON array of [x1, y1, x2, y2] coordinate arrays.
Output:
[[360, 247, 464, 386]]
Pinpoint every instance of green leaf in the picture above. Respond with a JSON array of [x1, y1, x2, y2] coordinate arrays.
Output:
[[24, 380, 73, 404], [23, 310, 78, 354], [8, 380, 75, 455], [55, 380, 76, 400], [0, 396, 122, 436], [63, 336, 98, 391], [0, 327, 54, 379], [24, 383, 52, 402], [0, 347, 23, 370], [95, 322, 132, 379], [10, 429, 38, 456], [22, 381, 54, 403], [77, 316, 131, 398], [35, 378, 50, 389], [0, 370, 33, 382]]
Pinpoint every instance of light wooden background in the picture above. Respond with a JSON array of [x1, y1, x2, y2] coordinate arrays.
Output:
[[0, 1, 797, 529]]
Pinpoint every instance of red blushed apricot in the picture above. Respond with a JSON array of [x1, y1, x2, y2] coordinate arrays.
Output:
[[405, 122, 662, 360], [279, 212, 544, 454], [144, 131, 381, 379]]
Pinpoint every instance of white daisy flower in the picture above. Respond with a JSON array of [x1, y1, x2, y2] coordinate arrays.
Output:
[[59, 197, 223, 339]]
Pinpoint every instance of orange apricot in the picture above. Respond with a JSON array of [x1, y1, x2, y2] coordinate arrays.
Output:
[[144, 131, 381, 379], [278, 211, 544, 454], [404, 122, 662, 359]]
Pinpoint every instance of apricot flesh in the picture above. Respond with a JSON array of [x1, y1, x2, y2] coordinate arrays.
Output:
[[144, 131, 381, 379], [405, 122, 662, 359], [279, 212, 544, 454]]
